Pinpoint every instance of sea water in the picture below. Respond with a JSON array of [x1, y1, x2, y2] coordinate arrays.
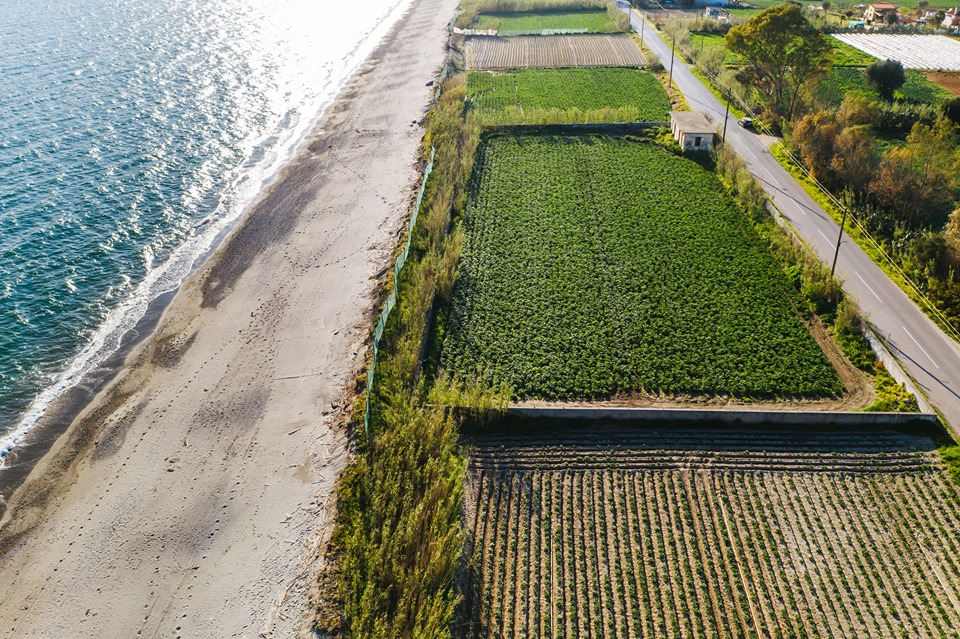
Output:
[[0, 0, 414, 460]]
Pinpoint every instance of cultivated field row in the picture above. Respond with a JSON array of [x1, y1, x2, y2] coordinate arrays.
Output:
[[462, 437, 960, 639], [465, 428, 939, 472], [465, 34, 646, 69], [442, 136, 843, 399]]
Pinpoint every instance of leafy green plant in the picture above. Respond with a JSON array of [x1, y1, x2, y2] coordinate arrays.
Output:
[[440, 134, 843, 399], [467, 68, 671, 125], [474, 9, 620, 32]]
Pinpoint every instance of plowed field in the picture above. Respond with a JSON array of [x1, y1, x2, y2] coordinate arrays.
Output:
[[465, 34, 646, 69], [461, 427, 960, 639]]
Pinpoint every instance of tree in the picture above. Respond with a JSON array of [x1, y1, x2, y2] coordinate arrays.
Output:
[[792, 111, 840, 184], [870, 116, 959, 228], [822, 0, 831, 10], [909, 233, 952, 280], [836, 94, 880, 127], [884, 10, 899, 25], [943, 97, 960, 125], [725, 4, 833, 121], [699, 47, 726, 77], [831, 125, 879, 200], [866, 59, 906, 101], [944, 208, 960, 262]]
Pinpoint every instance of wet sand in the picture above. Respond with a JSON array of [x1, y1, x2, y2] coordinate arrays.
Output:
[[0, 0, 457, 635]]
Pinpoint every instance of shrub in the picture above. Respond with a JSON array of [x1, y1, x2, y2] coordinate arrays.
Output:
[[866, 59, 905, 102]]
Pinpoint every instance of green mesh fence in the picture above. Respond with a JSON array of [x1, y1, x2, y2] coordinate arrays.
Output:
[[363, 146, 436, 435]]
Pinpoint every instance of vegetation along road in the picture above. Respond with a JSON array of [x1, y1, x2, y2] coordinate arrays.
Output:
[[622, 0, 960, 433]]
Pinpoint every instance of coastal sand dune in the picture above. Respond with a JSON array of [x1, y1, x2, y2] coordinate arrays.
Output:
[[0, 0, 457, 636]]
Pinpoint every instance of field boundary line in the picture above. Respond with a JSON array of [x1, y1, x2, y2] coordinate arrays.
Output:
[[507, 405, 939, 427]]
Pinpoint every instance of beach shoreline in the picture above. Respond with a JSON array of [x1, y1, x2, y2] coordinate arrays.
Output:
[[0, 0, 456, 634]]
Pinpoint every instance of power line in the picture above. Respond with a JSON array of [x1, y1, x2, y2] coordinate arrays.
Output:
[[631, 8, 960, 341]]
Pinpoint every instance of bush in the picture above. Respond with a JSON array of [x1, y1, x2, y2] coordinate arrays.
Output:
[[943, 96, 960, 126], [866, 59, 906, 102]]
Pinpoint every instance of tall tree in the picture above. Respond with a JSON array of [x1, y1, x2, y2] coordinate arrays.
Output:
[[725, 4, 833, 121], [792, 110, 840, 184], [831, 125, 879, 201], [866, 59, 906, 101]]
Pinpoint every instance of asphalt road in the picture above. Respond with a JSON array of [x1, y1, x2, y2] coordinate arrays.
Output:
[[623, 2, 960, 433]]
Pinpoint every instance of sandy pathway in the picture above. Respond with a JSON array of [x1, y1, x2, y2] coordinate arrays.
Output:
[[0, 0, 456, 636]]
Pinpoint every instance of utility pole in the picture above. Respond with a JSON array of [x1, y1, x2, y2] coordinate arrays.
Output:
[[640, 12, 645, 40], [701, 33, 705, 53], [722, 99, 730, 142], [669, 37, 676, 87], [830, 206, 849, 279]]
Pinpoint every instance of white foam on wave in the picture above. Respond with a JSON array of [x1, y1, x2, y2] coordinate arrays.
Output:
[[0, 0, 415, 463]]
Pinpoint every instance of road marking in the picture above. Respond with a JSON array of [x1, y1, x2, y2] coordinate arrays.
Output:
[[903, 325, 940, 369], [817, 227, 832, 244], [855, 271, 883, 302]]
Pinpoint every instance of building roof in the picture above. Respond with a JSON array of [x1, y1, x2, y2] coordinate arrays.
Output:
[[670, 111, 715, 134], [869, 3, 897, 9]]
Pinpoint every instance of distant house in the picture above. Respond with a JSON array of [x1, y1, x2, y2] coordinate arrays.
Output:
[[670, 112, 715, 152], [864, 2, 897, 22], [943, 7, 960, 29]]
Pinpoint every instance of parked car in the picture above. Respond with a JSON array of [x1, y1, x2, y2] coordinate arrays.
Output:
[[737, 117, 754, 129]]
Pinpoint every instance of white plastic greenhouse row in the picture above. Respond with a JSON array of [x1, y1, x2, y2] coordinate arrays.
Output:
[[831, 33, 960, 71]]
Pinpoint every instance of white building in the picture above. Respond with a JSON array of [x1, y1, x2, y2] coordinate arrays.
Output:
[[670, 112, 716, 152], [944, 7, 960, 29]]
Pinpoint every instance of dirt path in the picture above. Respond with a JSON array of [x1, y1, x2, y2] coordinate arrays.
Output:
[[0, 0, 457, 636]]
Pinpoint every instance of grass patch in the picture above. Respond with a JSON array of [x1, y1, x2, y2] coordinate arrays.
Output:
[[689, 31, 740, 65], [727, 8, 764, 18], [816, 67, 954, 109], [474, 9, 617, 32], [940, 445, 960, 484], [466, 67, 671, 123], [440, 134, 843, 400], [681, 33, 878, 69]]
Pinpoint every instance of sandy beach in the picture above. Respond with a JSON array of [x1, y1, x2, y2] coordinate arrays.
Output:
[[0, 0, 456, 635]]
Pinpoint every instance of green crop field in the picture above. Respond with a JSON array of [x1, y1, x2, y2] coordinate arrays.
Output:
[[816, 67, 954, 108], [473, 9, 616, 32], [830, 37, 877, 66], [467, 68, 671, 123], [440, 135, 843, 400]]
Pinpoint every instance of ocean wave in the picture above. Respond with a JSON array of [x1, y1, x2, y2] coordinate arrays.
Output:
[[0, 0, 414, 462]]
